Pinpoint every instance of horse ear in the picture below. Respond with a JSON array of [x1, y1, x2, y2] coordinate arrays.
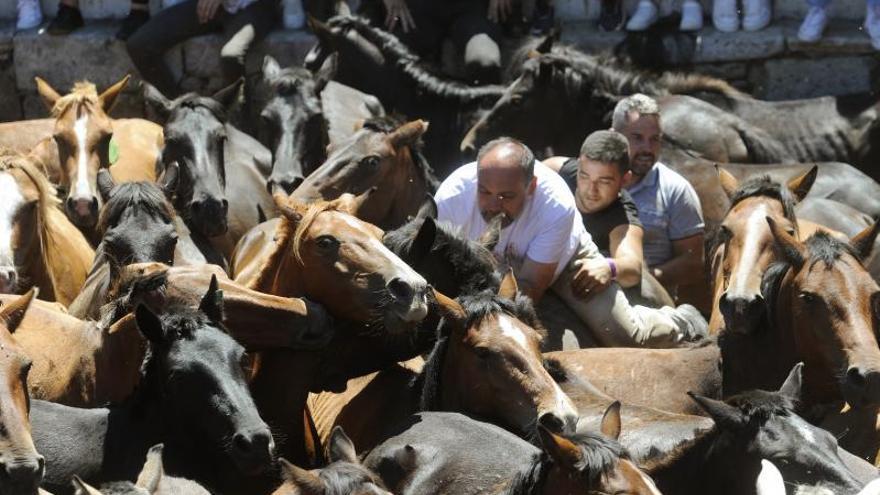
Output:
[[71, 476, 104, 495], [273, 192, 308, 225], [328, 426, 359, 464], [308, 15, 335, 47], [479, 214, 504, 252], [135, 304, 166, 346], [279, 458, 325, 494], [716, 165, 739, 199], [766, 217, 805, 269], [849, 219, 880, 262], [212, 78, 244, 109], [99, 74, 131, 114], [159, 162, 180, 200], [497, 269, 519, 300], [538, 426, 583, 470], [688, 392, 747, 430], [415, 195, 437, 221], [787, 166, 818, 202], [600, 400, 622, 441], [534, 29, 559, 54], [34, 77, 62, 111], [394, 445, 419, 471], [262, 55, 282, 82], [388, 120, 429, 150], [410, 217, 437, 260], [199, 274, 225, 325], [314, 52, 337, 94], [142, 82, 173, 121], [756, 460, 786, 495], [336, 188, 376, 218], [433, 289, 466, 329], [135, 444, 165, 492], [778, 362, 803, 401], [0, 288, 37, 334], [97, 169, 116, 203]]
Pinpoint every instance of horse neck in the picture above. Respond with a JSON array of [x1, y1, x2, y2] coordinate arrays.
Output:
[[93, 315, 148, 404], [384, 147, 429, 229], [248, 223, 306, 297], [38, 207, 95, 306]]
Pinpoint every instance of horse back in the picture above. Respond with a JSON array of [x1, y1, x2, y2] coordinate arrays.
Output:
[[108, 118, 163, 183]]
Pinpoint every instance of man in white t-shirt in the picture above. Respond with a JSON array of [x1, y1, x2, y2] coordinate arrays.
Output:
[[435, 137, 707, 347]]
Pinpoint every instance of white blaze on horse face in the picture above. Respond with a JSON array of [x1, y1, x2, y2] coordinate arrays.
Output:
[[73, 113, 92, 199], [730, 203, 769, 296], [791, 415, 817, 445], [497, 314, 530, 351], [0, 172, 23, 267]]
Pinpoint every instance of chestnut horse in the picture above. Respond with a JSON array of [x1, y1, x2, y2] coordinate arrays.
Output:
[[32, 76, 163, 231], [0, 289, 45, 495], [706, 166, 817, 335], [290, 117, 436, 230], [308, 273, 579, 453], [0, 150, 93, 306]]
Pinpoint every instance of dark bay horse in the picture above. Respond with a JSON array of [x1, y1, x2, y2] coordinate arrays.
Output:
[[31, 287, 275, 495], [271, 427, 391, 495], [706, 166, 817, 335], [291, 116, 437, 230], [646, 364, 867, 494], [33, 76, 163, 231], [0, 289, 45, 495], [0, 150, 93, 307], [142, 81, 275, 260], [308, 274, 579, 453], [362, 410, 661, 494], [305, 15, 506, 176]]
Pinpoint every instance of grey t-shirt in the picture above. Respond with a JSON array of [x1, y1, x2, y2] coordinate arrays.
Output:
[[625, 162, 704, 267]]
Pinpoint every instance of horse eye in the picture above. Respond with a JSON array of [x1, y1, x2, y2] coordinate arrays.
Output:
[[21, 361, 32, 378], [473, 347, 492, 359], [799, 291, 818, 303], [315, 236, 339, 250], [361, 156, 380, 168]]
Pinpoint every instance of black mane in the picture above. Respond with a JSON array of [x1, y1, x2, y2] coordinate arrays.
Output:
[[97, 181, 175, 237], [725, 389, 795, 421], [506, 432, 628, 494]]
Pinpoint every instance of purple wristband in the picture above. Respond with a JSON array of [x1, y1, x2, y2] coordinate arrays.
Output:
[[606, 258, 617, 280]]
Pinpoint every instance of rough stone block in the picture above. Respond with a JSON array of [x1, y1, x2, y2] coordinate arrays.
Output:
[[182, 33, 223, 79], [14, 22, 139, 92], [0, 64, 21, 121], [693, 61, 748, 80], [22, 93, 46, 119], [247, 29, 317, 73], [759, 55, 876, 100], [556, 0, 590, 21], [694, 26, 785, 62], [0, 21, 13, 61]]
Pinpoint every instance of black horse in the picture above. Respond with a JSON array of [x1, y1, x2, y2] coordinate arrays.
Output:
[[31, 279, 275, 495]]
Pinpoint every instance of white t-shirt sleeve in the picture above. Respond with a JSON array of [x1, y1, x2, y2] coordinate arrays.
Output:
[[435, 163, 475, 227]]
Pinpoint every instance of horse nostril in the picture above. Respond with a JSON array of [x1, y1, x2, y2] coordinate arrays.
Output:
[[387, 277, 415, 302], [538, 412, 565, 433], [221, 199, 229, 214], [848, 367, 868, 388], [233, 430, 273, 458]]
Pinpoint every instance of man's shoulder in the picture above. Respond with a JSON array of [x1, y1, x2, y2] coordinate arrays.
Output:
[[534, 162, 578, 215], [655, 162, 699, 198], [436, 162, 478, 197]]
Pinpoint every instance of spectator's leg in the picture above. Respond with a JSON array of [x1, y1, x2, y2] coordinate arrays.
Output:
[[116, 0, 151, 40], [598, 0, 626, 31], [530, 0, 555, 35], [127, 0, 219, 97], [742, 0, 772, 30], [449, 1, 502, 84], [866, 0, 880, 49], [218, 0, 280, 85], [797, 0, 830, 41], [16, 0, 42, 30], [550, 246, 708, 348], [46, 0, 83, 35], [680, 0, 704, 31], [626, 0, 658, 30]]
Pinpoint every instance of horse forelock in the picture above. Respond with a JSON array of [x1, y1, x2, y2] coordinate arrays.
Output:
[[174, 94, 227, 122], [458, 290, 546, 341], [51, 82, 99, 118], [97, 181, 175, 237], [729, 176, 798, 226], [804, 232, 859, 267], [725, 389, 795, 422]]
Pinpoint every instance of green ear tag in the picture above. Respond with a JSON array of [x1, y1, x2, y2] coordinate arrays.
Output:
[[109, 137, 120, 165]]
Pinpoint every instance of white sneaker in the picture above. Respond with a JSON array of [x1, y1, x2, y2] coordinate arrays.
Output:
[[713, 0, 739, 32], [742, 0, 771, 30], [797, 6, 829, 42], [866, 3, 880, 50], [16, 0, 42, 30], [627, 0, 659, 31], [680, 0, 704, 31]]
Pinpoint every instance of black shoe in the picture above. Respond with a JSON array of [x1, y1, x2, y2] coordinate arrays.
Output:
[[599, 0, 625, 31], [530, 1, 555, 35], [115, 9, 149, 40], [47, 4, 84, 35]]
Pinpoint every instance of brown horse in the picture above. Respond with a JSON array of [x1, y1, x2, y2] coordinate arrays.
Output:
[[0, 289, 45, 495], [706, 166, 817, 335], [0, 150, 93, 307], [34, 76, 163, 231], [308, 273, 579, 453], [290, 117, 436, 230]]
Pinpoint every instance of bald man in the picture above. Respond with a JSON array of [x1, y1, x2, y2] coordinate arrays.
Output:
[[435, 137, 707, 348]]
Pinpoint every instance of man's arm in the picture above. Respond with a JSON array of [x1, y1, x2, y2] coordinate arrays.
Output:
[[517, 258, 558, 302], [542, 156, 571, 173], [608, 224, 644, 288], [650, 234, 704, 287]]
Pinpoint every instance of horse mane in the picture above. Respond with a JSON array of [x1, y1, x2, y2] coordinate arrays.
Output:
[[326, 15, 506, 104], [505, 433, 629, 494], [97, 181, 175, 238], [50, 81, 99, 117], [0, 149, 93, 304], [362, 115, 439, 192]]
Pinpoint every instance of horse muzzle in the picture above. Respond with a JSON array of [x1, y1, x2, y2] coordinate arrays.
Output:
[[842, 364, 880, 407], [230, 425, 275, 475], [387, 277, 429, 324], [0, 266, 16, 294], [0, 454, 45, 495], [189, 198, 229, 238], [65, 195, 99, 228], [719, 293, 765, 334]]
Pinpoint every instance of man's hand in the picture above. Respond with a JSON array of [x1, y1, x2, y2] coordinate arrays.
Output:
[[488, 0, 513, 22], [197, 0, 222, 23], [570, 257, 613, 299], [383, 0, 416, 32]]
